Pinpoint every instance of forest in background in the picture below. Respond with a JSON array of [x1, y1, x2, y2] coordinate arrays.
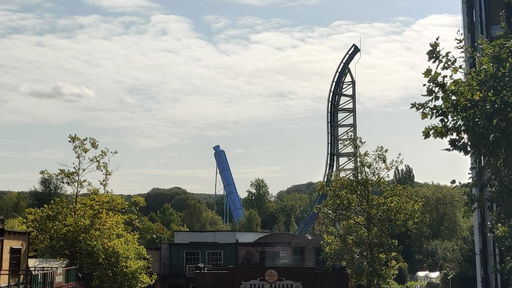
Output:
[[0, 172, 475, 287]]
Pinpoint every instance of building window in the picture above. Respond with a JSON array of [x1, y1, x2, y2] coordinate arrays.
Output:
[[293, 247, 305, 266], [9, 247, 22, 274], [315, 248, 323, 267], [206, 251, 223, 267], [278, 250, 291, 265], [184, 251, 201, 266]]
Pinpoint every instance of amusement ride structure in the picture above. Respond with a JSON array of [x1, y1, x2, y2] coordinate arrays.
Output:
[[213, 44, 361, 234], [297, 44, 360, 235], [213, 145, 244, 223]]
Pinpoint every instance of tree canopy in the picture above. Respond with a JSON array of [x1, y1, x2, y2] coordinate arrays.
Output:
[[317, 144, 421, 288], [244, 178, 275, 230], [26, 192, 154, 287], [23, 135, 154, 287], [411, 31, 512, 279]]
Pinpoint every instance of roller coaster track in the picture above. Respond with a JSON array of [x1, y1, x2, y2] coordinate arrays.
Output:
[[324, 43, 360, 182], [297, 44, 360, 235]]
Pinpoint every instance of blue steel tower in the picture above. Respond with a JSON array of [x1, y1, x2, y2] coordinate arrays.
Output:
[[213, 145, 244, 223]]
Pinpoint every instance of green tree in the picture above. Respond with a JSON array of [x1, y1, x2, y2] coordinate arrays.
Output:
[[142, 187, 195, 215], [244, 178, 275, 230], [410, 32, 512, 278], [29, 173, 65, 208], [126, 196, 180, 248], [141, 187, 225, 231], [4, 217, 26, 230], [25, 135, 153, 287], [182, 200, 227, 231], [288, 217, 298, 233], [272, 215, 286, 232], [393, 164, 415, 186], [26, 192, 154, 287], [317, 144, 421, 288], [41, 134, 117, 205], [238, 209, 261, 231], [149, 203, 184, 232], [274, 192, 311, 232], [0, 192, 29, 219], [402, 185, 473, 276], [136, 217, 173, 248]]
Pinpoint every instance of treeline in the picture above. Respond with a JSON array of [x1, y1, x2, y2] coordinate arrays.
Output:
[[1, 175, 474, 284], [0, 179, 318, 246], [0, 135, 476, 288]]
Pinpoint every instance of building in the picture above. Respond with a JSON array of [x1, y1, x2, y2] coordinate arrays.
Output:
[[0, 228, 30, 287], [462, 0, 512, 50], [0, 227, 78, 288], [157, 231, 336, 288], [461, 1, 512, 288]]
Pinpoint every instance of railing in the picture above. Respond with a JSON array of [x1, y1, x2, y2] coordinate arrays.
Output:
[[0, 267, 78, 288], [0, 270, 30, 288]]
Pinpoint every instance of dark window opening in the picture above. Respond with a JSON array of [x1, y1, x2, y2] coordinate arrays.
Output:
[[315, 248, 324, 267], [293, 247, 305, 266], [206, 251, 223, 267], [9, 247, 22, 274], [184, 251, 201, 266]]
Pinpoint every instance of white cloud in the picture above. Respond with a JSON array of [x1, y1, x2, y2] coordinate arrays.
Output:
[[20, 82, 95, 102], [0, 0, 43, 11], [213, 0, 320, 7], [0, 11, 461, 148], [30, 149, 68, 160], [203, 15, 232, 30], [84, 0, 159, 12]]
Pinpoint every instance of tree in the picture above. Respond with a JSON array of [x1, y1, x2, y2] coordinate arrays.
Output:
[[29, 173, 65, 208], [40, 134, 117, 205], [182, 200, 227, 231], [393, 164, 415, 186], [317, 144, 421, 288], [244, 178, 272, 210], [238, 209, 261, 232], [141, 187, 226, 231], [149, 203, 184, 232], [288, 217, 298, 233], [272, 215, 286, 232], [26, 192, 154, 287], [142, 187, 195, 215], [402, 185, 473, 277], [0, 192, 28, 219], [127, 197, 181, 248], [25, 135, 153, 287], [410, 32, 512, 278], [244, 178, 275, 230]]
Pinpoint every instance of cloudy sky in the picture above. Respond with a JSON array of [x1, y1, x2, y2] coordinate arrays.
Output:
[[0, 0, 468, 196]]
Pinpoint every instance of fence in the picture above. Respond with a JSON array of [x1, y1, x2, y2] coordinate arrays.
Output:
[[0, 267, 78, 288]]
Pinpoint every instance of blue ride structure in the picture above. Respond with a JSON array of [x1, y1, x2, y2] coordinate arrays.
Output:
[[213, 145, 244, 222]]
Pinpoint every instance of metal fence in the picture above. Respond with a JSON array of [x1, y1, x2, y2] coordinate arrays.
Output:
[[0, 267, 78, 288]]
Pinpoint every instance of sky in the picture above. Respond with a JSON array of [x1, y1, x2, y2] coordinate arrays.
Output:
[[0, 0, 469, 196]]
